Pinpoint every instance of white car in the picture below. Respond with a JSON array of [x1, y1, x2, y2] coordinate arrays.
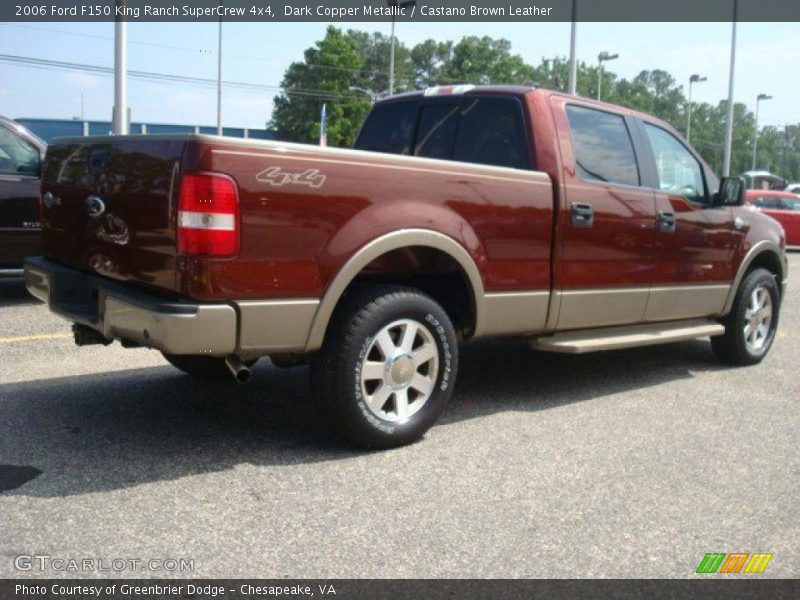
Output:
[[785, 183, 800, 194]]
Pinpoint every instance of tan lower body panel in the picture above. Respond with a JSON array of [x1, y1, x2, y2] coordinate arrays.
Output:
[[644, 284, 730, 321], [555, 288, 650, 330], [531, 319, 725, 354], [553, 284, 732, 330], [479, 291, 550, 336], [236, 299, 320, 356], [103, 296, 237, 356]]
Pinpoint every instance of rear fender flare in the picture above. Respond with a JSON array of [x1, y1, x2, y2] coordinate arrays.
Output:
[[304, 229, 485, 351]]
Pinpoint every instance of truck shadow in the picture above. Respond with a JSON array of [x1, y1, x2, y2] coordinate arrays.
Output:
[[0, 279, 40, 307], [0, 338, 730, 498]]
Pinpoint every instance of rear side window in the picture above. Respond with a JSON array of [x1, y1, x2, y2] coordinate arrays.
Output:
[[414, 104, 460, 160], [566, 105, 639, 187], [355, 101, 416, 155], [453, 97, 529, 169]]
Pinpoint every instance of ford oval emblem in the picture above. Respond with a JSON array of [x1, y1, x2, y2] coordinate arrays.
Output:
[[86, 195, 106, 218]]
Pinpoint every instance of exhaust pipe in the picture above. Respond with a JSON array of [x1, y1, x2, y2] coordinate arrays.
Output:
[[225, 355, 251, 384]]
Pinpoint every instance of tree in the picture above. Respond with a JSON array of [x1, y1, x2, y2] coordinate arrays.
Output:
[[442, 36, 536, 85], [269, 26, 372, 146], [269, 27, 800, 181]]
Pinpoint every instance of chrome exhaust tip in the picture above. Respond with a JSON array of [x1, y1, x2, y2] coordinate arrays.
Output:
[[225, 356, 251, 384]]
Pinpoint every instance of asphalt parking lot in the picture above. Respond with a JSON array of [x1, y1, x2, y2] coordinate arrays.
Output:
[[1, 255, 798, 579]]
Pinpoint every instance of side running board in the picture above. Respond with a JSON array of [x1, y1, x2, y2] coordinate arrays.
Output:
[[530, 319, 725, 354]]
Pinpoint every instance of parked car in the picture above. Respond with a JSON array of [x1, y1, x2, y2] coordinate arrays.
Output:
[[742, 170, 787, 191], [746, 189, 800, 248], [0, 116, 45, 277], [26, 86, 788, 447], [784, 183, 800, 194]]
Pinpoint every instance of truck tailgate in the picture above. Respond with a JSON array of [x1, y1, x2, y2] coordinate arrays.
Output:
[[40, 137, 185, 293]]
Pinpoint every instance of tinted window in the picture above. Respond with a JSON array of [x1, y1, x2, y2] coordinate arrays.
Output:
[[414, 104, 459, 160], [0, 125, 40, 175], [566, 105, 639, 187], [453, 97, 529, 169], [567, 106, 639, 185], [644, 123, 706, 204], [355, 101, 416, 155]]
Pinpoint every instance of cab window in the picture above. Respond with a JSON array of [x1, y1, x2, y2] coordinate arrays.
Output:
[[643, 123, 706, 204]]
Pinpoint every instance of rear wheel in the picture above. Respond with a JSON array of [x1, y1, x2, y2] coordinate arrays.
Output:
[[711, 268, 780, 365], [162, 353, 257, 379], [311, 285, 458, 448]]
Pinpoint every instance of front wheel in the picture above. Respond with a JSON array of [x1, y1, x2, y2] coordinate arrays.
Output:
[[711, 268, 780, 365], [311, 285, 458, 448]]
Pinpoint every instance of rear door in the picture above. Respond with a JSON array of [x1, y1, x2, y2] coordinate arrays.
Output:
[[0, 122, 42, 268], [637, 120, 735, 321], [551, 98, 656, 330]]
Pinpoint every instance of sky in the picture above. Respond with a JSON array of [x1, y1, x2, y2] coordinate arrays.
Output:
[[0, 20, 797, 130]]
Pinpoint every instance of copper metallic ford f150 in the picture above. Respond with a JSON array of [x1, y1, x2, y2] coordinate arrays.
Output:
[[25, 85, 788, 447]]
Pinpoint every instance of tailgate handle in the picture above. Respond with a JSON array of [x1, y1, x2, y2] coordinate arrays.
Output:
[[658, 211, 676, 233], [571, 202, 594, 228]]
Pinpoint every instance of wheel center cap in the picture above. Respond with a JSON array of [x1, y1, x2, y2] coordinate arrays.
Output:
[[387, 354, 415, 388]]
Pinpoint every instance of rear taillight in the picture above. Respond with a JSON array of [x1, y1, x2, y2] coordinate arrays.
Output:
[[177, 172, 239, 256]]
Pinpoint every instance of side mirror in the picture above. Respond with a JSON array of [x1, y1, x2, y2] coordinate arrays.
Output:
[[716, 176, 746, 206]]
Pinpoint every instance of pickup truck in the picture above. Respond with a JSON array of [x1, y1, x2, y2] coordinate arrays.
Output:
[[25, 85, 788, 448], [0, 115, 45, 276]]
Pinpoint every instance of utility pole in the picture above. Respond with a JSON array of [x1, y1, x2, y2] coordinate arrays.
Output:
[[386, 0, 416, 96], [722, 0, 738, 177], [216, 2, 223, 136], [112, 0, 128, 135], [568, 0, 577, 95]]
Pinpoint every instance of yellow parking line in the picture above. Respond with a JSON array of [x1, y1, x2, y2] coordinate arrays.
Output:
[[0, 333, 71, 343]]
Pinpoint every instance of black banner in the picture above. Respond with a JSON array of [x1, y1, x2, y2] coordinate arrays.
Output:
[[2, 580, 800, 600], [2, 0, 800, 23]]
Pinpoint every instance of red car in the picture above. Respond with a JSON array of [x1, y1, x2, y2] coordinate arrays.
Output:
[[746, 190, 800, 249]]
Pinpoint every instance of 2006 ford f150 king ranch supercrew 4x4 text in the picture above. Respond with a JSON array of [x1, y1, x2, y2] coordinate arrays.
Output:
[[25, 86, 789, 447]]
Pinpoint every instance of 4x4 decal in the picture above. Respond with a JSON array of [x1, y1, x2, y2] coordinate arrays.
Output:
[[256, 166, 326, 189]]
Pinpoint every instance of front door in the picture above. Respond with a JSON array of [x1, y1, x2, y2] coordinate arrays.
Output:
[[551, 98, 656, 330], [637, 120, 735, 321]]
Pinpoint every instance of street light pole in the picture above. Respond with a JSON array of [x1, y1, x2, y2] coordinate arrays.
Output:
[[216, 2, 223, 136], [723, 0, 738, 177], [752, 93, 773, 170], [112, 0, 128, 135], [386, 0, 415, 97], [567, 0, 577, 95], [389, 15, 395, 96], [596, 51, 618, 101], [686, 74, 707, 143]]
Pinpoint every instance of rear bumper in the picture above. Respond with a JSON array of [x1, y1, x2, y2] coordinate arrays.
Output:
[[24, 257, 237, 356]]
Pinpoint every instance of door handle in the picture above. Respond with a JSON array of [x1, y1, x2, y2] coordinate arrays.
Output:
[[571, 202, 594, 228], [658, 211, 676, 233]]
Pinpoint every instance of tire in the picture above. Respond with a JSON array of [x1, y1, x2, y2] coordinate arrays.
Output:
[[311, 285, 458, 449], [162, 353, 257, 379], [711, 268, 780, 365]]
